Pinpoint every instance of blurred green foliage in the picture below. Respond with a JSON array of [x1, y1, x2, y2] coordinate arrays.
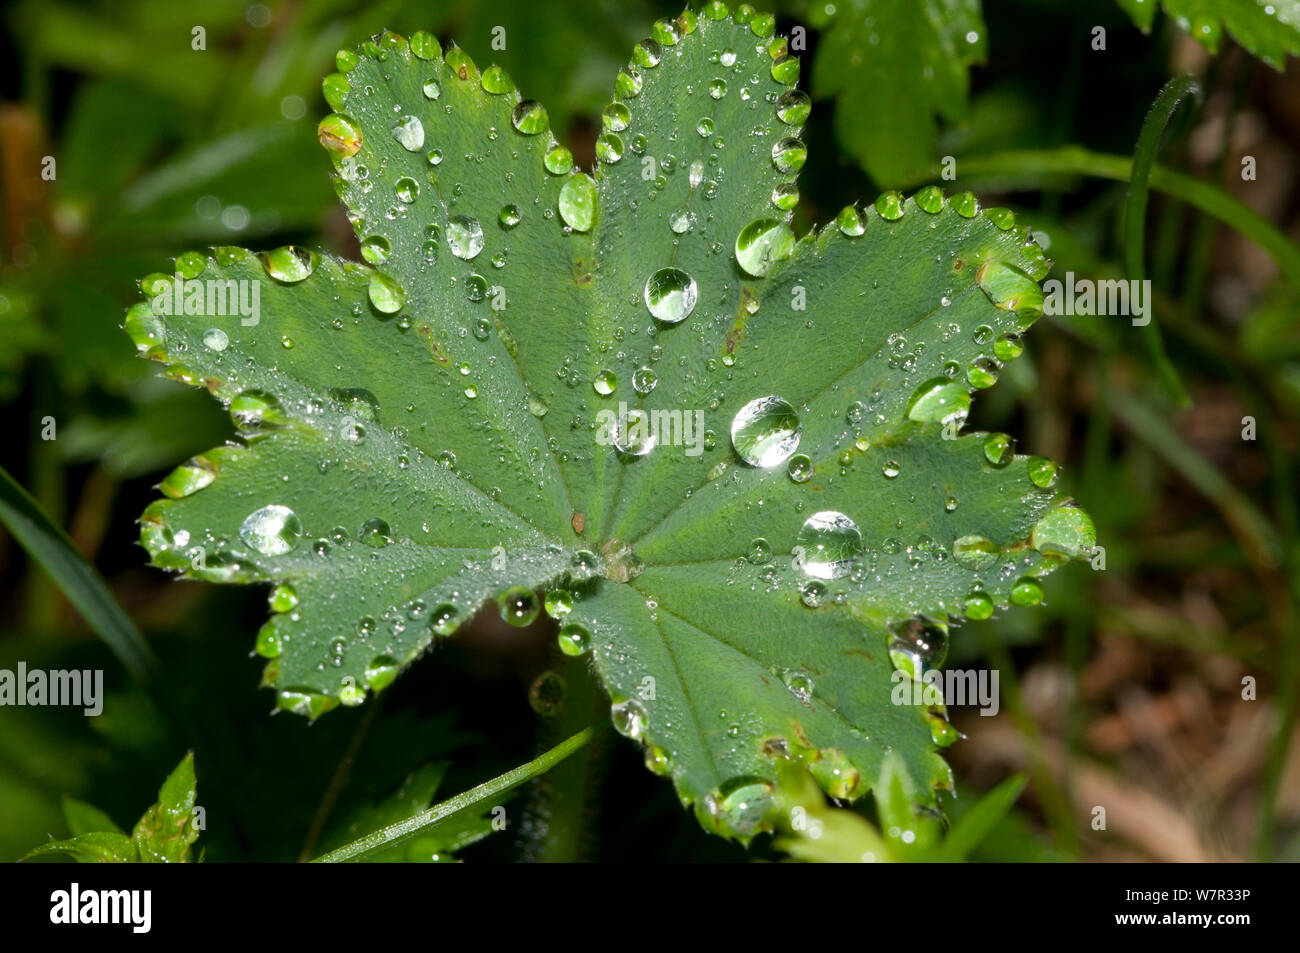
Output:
[[1, 0, 1297, 862]]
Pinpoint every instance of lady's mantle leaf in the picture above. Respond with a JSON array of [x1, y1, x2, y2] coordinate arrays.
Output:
[[129, 5, 1093, 840]]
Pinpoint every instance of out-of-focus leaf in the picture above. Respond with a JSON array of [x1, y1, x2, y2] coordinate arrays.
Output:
[[1116, 0, 1300, 69], [61, 795, 125, 836], [810, 0, 987, 185]]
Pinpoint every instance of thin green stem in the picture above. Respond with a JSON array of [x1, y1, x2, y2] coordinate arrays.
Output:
[[311, 722, 607, 862]]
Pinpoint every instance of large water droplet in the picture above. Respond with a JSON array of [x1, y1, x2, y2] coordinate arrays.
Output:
[[952, 534, 999, 571], [558, 174, 597, 232], [731, 396, 801, 467], [734, 219, 795, 277], [447, 215, 485, 260], [906, 378, 971, 427], [498, 586, 540, 627], [644, 267, 698, 323], [391, 115, 425, 151], [240, 504, 303, 556], [511, 100, 548, 135], [796, 511, 864, 580], [888, 617, 949, 679]]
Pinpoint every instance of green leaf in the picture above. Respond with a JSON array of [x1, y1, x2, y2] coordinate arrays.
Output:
[[809, 0, 986, 186], [131, 752, 199, 863], [926, 773, 1026, 861], [133, 7, 1092, 841], [24, 832, 139, 863], [1115, 0, 1300, 68], [61, 795, 125, 837], [25, 754, 199, 863]]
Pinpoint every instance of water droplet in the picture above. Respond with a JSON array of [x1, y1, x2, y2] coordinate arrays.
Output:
[[391, 115, 425, 151], [544, 145, 574, 174], [709, 77, 728, 99], [480, 64, 514, 94], [511, 100, 548, 134], [602, 102, 631, 132], [709, 777, 776, 837], [447, 215, 485, 260], [612, 410, 656, 458], [263, 246, 316, 283], [365, 655, 400, 692], [888, 617, 949, 679], [771, 137, 807, 173], [368, 273, 404, 313], [964, 590, 994, 620], [595, 133, 624, 163], [559, 174, 597, 232], [836, 205, 865, 237], [952, 534, 999, 571], [1027, 455, 1058, 488], [796, 511, 864, 580], [644, 267, 698, 323], [394, 176, 419, 203], [317, 114, 362, 156], [914, 185, 945, 213], [748, 538, 773, 564], [730, 395, 801, 467], [593, 369, 617, 396], [983, 432, 1015, 466], [775, 89, 811, 125], [1031, 504, 1096, 559], [632, 366, 657, 393], [239, 504, 302, 556], [499, 203, 522, 229], [952, 191, 979, 218], [633, 39, 663, 68], [611, 698, 647, 739], [360, 235, 391, 264], [498, 586, 540, 626], [874, 191, 904, 220], [558, 621, 591, 656], [202, 328, 229, 351], [431, 603, 459, 636], [783, 669, 814, 702], [882, 460, 901, 478], [358, 517, 392, 547], [409, 30, 441, 61], [1011, 577, 1045, 606], [734, 219, 795, 277], [544, 589, 573, 618], [422, 78, 442, 99], [906, 378, 971, 427], [787, 454, 813, 483]]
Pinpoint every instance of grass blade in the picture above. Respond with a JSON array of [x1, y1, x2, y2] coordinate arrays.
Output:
[[0, 464, 156, 680], [312, 722, 606, 862]]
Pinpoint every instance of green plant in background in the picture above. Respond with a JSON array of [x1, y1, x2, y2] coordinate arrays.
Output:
[[126, 4, 1092, 844], [25, 753, 200, 863], [3, 0, 1298, 864]]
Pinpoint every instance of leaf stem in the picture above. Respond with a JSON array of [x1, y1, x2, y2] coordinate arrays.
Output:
[[311, 721, 607, 862]]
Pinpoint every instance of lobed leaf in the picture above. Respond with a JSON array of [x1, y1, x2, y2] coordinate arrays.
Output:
[[130, 4, 1093, 840]]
